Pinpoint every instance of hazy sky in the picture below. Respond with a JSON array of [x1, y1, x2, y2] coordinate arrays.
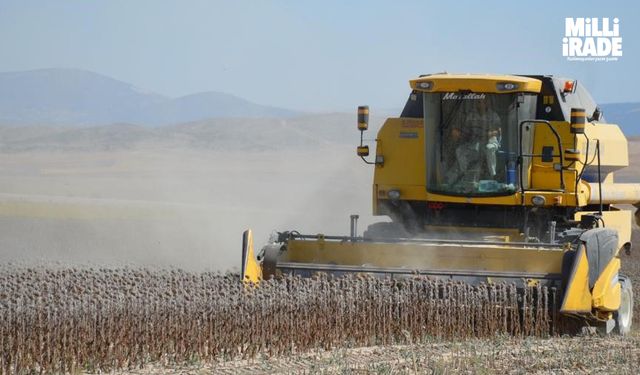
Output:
[[0, 0, 638, 111]]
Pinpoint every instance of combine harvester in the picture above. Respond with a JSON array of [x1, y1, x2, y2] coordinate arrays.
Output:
[[242, 73, 637, 334]]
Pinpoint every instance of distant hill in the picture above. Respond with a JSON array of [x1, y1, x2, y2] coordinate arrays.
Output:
[[600, 102, 640, 136], [0, 114, 385, 152], [141, 91, 297, 124], [0, 68, 299, 126], [0, 68, 636, 135]]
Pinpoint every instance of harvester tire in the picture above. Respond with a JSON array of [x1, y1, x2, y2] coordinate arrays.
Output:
[[614, 276, 633, 335]]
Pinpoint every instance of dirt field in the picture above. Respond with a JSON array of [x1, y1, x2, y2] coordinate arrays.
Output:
[[117, 335, 640, 374]]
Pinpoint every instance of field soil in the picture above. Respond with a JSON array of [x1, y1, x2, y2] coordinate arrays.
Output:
[[116, 335, 640, 374]]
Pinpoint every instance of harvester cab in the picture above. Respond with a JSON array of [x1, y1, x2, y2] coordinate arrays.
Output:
[[242, 73, 636, 334]]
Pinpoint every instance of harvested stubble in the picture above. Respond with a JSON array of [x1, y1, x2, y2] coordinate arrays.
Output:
[[1, 266, 560, 374]]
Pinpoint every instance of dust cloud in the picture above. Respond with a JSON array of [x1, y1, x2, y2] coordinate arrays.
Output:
[[0, 146, 382, 271]]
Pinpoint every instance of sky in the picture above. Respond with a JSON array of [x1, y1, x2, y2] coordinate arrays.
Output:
[[0, 0, 638, 112]]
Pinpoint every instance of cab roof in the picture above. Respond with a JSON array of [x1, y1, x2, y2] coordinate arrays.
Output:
[[410, 73, 542, 94]]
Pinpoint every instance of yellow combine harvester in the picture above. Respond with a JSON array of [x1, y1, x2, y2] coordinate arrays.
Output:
[[242, 73, 637, 334]]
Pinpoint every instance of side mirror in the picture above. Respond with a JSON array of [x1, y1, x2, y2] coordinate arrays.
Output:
[[357, 106, 369, 131], [589, 107, 603, 122]]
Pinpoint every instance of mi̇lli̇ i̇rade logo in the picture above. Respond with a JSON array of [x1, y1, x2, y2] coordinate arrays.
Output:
[[563, 18, 622, 62]]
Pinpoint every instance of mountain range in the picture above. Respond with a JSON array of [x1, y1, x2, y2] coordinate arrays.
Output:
[[600, 102, 640, 136], [0, 68, 299, 126], [0, 68, 637, 135]]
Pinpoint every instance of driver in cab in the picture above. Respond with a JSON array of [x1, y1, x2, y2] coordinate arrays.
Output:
[[447, 99, 501, 192]]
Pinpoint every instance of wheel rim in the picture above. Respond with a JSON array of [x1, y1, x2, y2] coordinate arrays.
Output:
[[619, 287, 631, 329]]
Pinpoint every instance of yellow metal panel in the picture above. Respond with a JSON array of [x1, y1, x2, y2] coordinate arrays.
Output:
[[592, 258, 621, 311], [560, 246, 593, 313], [372, 117, 425, 214], [241, 229, 262, 283], [582, 124, 628, 170], [529, 121, 578, 192], [576, 181, 591, 206], [410, 74, 542, 93], [423, 190, 519, 205], [284, 240, 563, 275], [373, 118, 425, 187]]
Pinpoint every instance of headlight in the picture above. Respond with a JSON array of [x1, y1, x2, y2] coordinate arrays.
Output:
[[497, 82, 519, 91], [417, 81, 433, 90], [388, 190, 401, 200], [531, 195, 546, 206]]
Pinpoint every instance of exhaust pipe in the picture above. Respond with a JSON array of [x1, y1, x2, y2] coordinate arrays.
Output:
[[350, 214, 359, 238]]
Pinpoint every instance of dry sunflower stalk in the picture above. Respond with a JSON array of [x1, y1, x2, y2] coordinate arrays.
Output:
[[0, 265, 561, 374]]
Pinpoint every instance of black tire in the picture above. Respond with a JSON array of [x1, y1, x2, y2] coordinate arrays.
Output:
[[614, 276, 633, 335]]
